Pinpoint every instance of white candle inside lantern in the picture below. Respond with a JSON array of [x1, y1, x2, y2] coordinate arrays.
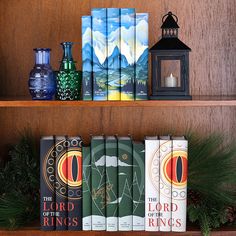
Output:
[[165, 73, 177, 87]]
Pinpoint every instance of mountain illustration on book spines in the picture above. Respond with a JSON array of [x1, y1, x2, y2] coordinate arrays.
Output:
[[92, 154, 143, 207], [82, 44, 131, 73], [95, 155, 133, 167], [107, 46, 120, 70], [87, 146, 144, 217], [82, 14, 148, 72], [137, 48, 148, 65], [82, 43, 92, 72], [88, 17, 148, 67], [133, 172, 145, 216]]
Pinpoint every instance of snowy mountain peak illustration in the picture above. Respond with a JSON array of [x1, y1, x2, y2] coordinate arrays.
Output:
[[107, 46, 120, 70], [91, 14, 148, 67], [137, 48, 148, 65], [95, 155, 133, 167], [82, 27, 92, 47]]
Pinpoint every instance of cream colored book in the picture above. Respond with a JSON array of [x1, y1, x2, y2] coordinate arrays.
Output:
[[145, 136, 160, 231], [171, 136, 188, 232], [159, 136, 172, 232]]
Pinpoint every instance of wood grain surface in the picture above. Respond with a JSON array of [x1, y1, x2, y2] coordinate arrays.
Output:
[[0, 0, 235, 97], [0, 106, 235, 158], [0, 97, 236, 107], [0, 227, 236, 236]]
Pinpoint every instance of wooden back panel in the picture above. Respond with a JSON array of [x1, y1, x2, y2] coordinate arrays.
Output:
[[0, 106, 235, 159], [0, 0, 235, 97]]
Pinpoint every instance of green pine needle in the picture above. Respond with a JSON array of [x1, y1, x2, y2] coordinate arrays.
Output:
[[187, 133, 236, 235], [188, 133, 236, 204], [0, 130, 39, 229]]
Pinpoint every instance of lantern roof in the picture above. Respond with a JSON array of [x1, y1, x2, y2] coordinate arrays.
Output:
[[150, 11, 191, 51], [161, 12, 179, 29], [150, 37, 191, 51]]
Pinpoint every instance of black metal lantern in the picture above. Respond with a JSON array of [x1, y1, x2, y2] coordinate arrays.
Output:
[[150, 12, 192, 100]]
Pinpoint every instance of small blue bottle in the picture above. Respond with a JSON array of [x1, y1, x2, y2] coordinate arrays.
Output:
[[28, 48, 56, 100]]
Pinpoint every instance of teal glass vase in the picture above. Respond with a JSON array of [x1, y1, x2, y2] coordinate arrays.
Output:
[[56, 42, 82, 100]]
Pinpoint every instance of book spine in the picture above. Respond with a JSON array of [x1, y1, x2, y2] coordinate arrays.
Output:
[[82, 16, 93, 100], [118, 138, 133, 231], [171, 139, 188, 232], [92, 8, 108, 101], [105, 137, 118, 231], [82, 146, 92, 230], [40, 137, 55, 231], [67, 137, 83, 230], [120, 8, 135, 101], [135, 13, 148, 100], [55, 136, 68, 230], [107, 8, 121, 101], [91, 137, 106, 230], [159, 140, 172, 232], [145, 139, 160, 231], [132, 142, 145, 231]]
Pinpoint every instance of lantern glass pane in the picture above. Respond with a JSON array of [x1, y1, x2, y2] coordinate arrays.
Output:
[[161, 60, 181, 88]]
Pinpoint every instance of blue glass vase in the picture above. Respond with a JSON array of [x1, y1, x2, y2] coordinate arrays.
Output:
[[28, 48, 56, 100]]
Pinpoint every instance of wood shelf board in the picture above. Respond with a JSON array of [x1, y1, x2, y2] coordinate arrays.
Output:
[[0, 228, 235, 236], [0, 96, 236, 107]]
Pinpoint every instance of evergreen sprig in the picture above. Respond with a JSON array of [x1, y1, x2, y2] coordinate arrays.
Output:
[[187, 134, 236, 235], [0, 130, 39, 229]]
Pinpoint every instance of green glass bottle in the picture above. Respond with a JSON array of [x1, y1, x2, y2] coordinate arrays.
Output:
[[56, 42, 82, 100]]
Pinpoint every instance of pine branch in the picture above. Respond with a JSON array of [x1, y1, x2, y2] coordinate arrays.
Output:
[[188, 133, 236, 204], [187, 133, 236, 235], [0, 130, 39, 229]]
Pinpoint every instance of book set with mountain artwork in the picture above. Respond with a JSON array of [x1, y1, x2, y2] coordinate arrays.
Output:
[[40, 135, 188, 231], [82, 8, 149, 101]]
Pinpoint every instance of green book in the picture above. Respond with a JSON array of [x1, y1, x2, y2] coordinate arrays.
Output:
[[91, 136, 106, 230], [132, 141, 145, 230], [105, 136, 118, 231], [118, 137, 133, 231], [82, 146, 92, 230]]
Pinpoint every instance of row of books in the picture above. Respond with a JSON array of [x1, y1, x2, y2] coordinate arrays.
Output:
[[82, 8, 149, 101], [40, 135, 187, 231]]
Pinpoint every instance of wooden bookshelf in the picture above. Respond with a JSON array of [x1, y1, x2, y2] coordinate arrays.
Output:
[[0, 0, 235, 234]]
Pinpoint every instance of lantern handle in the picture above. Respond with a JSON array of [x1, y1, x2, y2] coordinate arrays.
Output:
[[162, 11, 178, 23]]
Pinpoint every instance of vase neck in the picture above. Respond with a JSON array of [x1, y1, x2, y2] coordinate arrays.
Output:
[[34, 48, 51, 65], [62, 42, 73, 61], [60, 42, 76, 70]]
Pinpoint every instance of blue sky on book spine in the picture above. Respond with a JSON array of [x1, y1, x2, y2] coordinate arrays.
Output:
[[107, 8, 120, 100], [83, 9, 149, 71], [82, 16, 92, 72], [107, 8, 120, 66], [92, 8, 107, 68], [92, 8, 108, 100], [120, 8, 135, 66], [135, 13, 148, 63]]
